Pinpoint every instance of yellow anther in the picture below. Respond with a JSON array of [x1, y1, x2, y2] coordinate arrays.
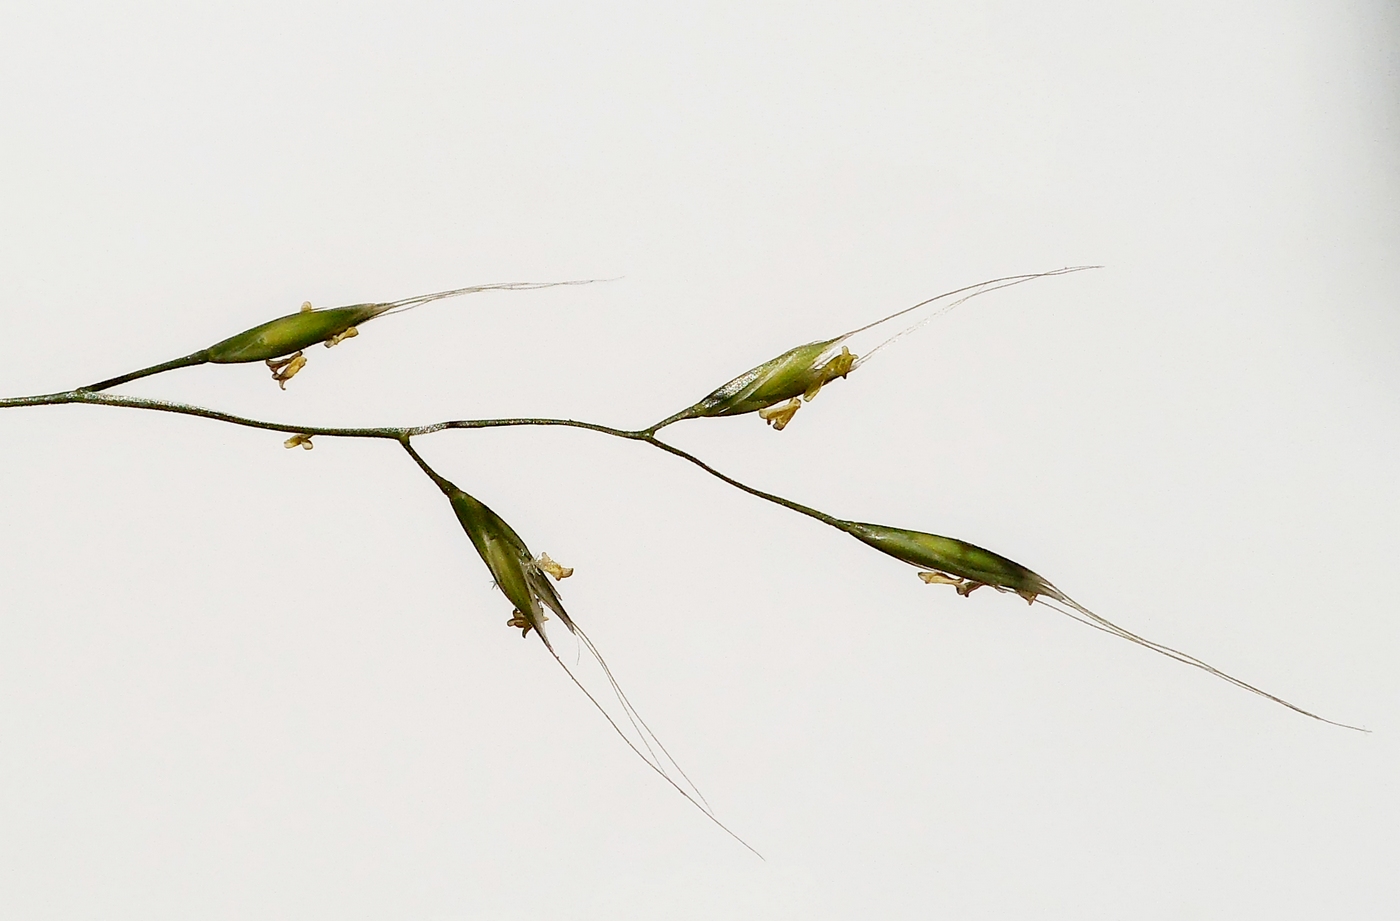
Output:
[[506, 609, 547, 637], [918, 569, 991, 598], [325, 326, 359, 348], [804, 346, 857, 401], [300, 301, 314, 313], [283, 433, 314, 450], [265, 351, 307, 389], [535, 553, 573, 581], [758, 397, 801, 431]]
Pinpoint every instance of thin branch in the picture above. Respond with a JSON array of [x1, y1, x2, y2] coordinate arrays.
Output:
[[399, 436, 454, 493], [1, 388, 856, 553], [0, 389, 406, 439], [0, 390, 820, 516], [638, 434, 845, 529], [79, 351, 212, 393]]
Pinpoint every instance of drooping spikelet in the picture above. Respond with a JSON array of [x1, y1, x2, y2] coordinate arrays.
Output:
[[444, 484, 575, 644], [838, 520, 1056, 603], [837, 518, 1363, 729]]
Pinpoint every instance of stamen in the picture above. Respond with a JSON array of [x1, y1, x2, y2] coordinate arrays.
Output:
[[804, 346, 856, 401], [265, 351, 307, 389], [535, 553, 574, 580], [758, 398, 801, 430], [325, 326, 358, 347], [507, 609, 547, 637]]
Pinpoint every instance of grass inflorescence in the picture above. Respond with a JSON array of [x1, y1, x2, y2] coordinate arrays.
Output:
[[1, 267, 1366, 856]]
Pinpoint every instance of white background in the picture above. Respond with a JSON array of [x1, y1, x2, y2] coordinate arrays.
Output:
[[1, 2, 1397, 918]]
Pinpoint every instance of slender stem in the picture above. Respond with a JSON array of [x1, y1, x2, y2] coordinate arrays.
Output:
[[421, 416, 648, 442], [0, 389, 405, 438], [0, 388, 840, 533], [638, 434, 845, 529], [79, 351, 211, 393], [398, 437, 454, 494], [643, 408, 693, 435]]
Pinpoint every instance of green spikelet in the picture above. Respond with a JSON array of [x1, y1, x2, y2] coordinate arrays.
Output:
[[649, 268, 1101, 432], [838, 520, 1057, 603], [205, 303, 385, 364], [80, 278, 606, 393], [445, 485, 572, 642], [658, 338, 857, 429]]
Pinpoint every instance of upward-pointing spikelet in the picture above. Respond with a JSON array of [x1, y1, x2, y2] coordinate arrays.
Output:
[[79, 279, 604, 393], [649, 267, 1097, 433], [660, 338, 858, 430], [205, 303, 385, 364]]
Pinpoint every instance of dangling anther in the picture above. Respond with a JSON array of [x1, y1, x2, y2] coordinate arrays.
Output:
[[266, 351, 307, 389], [804, 346, 857, 401], [758, 397, 802, 431], [506, 609, 547, 637], [283, 433, 314, 450], [535, 553, 574, 581], [325, 326, 358, 348]]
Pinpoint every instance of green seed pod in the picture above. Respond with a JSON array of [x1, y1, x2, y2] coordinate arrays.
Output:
[[659, 337, 858, 428], [446, 484, 573, 642], [205, 303, 385, 364], [838, 520, 1056, 603]]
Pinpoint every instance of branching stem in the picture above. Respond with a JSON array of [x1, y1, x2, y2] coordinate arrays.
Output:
[[2, 376, 1363, 733], [0, 386, 842, 533]]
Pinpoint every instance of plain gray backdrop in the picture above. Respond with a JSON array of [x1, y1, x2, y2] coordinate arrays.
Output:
[[1, 1, 1397, 918]]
